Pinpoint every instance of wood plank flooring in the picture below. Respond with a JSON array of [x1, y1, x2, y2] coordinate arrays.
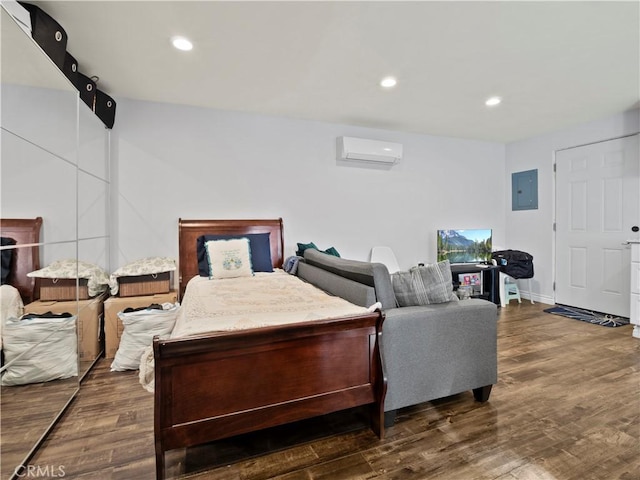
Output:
[[27, 302, 640, 479], [1, 353, 101, 478], [0, 378, 77, 479]]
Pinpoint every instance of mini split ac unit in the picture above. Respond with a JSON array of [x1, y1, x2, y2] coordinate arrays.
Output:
[[337, 136, 403, 165]]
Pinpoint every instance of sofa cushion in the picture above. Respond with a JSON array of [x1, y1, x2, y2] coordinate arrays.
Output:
[[391, 261, 457, 306]]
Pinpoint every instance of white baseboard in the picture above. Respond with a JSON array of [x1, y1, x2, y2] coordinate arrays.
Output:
[[519, 291, 554, 306]]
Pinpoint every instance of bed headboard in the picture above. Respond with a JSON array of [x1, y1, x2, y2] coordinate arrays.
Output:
[[178, 218, 284, 299], [0, 217, 43, 304]]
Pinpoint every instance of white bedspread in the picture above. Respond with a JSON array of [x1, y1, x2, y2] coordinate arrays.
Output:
[[139, 271, 378, 392], [171, 271, 372, 338]]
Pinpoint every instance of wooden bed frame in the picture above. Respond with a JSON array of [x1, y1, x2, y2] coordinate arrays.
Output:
[[0, 217, 42, 303], [153, 219, 386, 479]]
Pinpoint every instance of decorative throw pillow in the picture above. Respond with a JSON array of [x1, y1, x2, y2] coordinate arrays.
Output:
[[296, 242, 341, 258], [323, 246, 341, 257], [296, 242, 318, 257], [391, 260, 458, 306], [197, 233, 273, 276], [205, 238, 254, 279]]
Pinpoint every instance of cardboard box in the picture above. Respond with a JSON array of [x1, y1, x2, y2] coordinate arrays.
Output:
[[104, 291, 177, 359], [24, 292, 107, 361]]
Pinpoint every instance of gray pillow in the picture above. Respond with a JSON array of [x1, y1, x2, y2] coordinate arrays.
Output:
[[391, 260, 458, 306]]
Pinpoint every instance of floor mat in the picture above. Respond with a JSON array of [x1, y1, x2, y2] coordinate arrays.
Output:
[[544, 305, 630, 327]]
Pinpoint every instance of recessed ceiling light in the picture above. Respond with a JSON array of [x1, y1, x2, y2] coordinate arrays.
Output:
[[380, 76, 397, 88], [172, 36, 193, 51], [485, 96, 502, 107]]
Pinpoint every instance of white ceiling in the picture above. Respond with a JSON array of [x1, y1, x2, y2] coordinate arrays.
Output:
[[27, 1, 640, 143]]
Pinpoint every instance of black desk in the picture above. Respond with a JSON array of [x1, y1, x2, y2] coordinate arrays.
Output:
[[450, 264, 501, 305]]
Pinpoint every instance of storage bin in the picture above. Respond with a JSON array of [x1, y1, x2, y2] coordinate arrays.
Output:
[[118, 272, 170, 297], [39, 278, 89, 301]]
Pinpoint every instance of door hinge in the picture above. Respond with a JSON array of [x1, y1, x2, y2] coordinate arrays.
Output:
[[553, 222, 556, 232], [553, 163, 557, 173], [553, 281, 556, 291]]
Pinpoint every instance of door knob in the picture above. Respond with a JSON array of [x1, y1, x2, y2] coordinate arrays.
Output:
[[632, 226, 639, 232]]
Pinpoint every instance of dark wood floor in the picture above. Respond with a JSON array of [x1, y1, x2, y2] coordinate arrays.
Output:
[[28, 302, 639, 479], [1, 377, 77, 479]]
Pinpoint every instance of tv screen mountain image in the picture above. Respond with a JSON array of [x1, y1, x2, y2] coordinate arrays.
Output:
[[437, 229, 492, 264]]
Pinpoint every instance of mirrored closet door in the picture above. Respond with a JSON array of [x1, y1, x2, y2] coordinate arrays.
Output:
[[1, 5, 110, 478]]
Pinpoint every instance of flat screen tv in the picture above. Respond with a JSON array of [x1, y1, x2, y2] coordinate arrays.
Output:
[[437, 229, 492, 264]]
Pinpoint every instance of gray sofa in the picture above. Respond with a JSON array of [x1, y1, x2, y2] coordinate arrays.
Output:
[[297, 249, 498, 426]]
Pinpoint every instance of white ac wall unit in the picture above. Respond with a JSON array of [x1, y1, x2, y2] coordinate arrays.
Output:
[[337, 136, 402, 165]]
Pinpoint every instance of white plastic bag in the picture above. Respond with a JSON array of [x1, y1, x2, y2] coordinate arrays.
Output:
[[1, 314, 78, 386], [110, 302, 179, 372]]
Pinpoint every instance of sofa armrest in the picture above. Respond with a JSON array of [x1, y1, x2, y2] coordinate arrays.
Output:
[[381, 299, 497, 412], [303, 249, 396, 309], [297, 262, 377, 308]]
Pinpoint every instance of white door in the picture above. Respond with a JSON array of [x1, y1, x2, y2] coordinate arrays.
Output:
[[555, 134, 639, 317]]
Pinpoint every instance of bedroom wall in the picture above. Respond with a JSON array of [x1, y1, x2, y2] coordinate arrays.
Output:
[[110, 98, 506, 276], [504, 108, 640, 305]]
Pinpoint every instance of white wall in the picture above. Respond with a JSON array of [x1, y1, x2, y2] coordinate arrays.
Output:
[[111, 98, 506, 275], [505, 108, 640, 304]]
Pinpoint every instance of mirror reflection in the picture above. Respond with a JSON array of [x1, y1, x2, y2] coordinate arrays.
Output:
[[1, 6, 110, 478]]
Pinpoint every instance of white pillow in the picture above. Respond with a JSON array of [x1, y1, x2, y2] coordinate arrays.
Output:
[[110, 303, 180, 372], [205, 238, 254, 279], [109, 256, 176, 295], [1, 315, 78, 385], [27, 259, 109, 297]]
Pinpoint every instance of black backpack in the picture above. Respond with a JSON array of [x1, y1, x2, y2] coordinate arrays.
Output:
[[491, 250, 534, 279]]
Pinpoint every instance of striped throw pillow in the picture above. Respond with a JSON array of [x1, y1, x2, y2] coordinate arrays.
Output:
[[391, 260, 457, 306]]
